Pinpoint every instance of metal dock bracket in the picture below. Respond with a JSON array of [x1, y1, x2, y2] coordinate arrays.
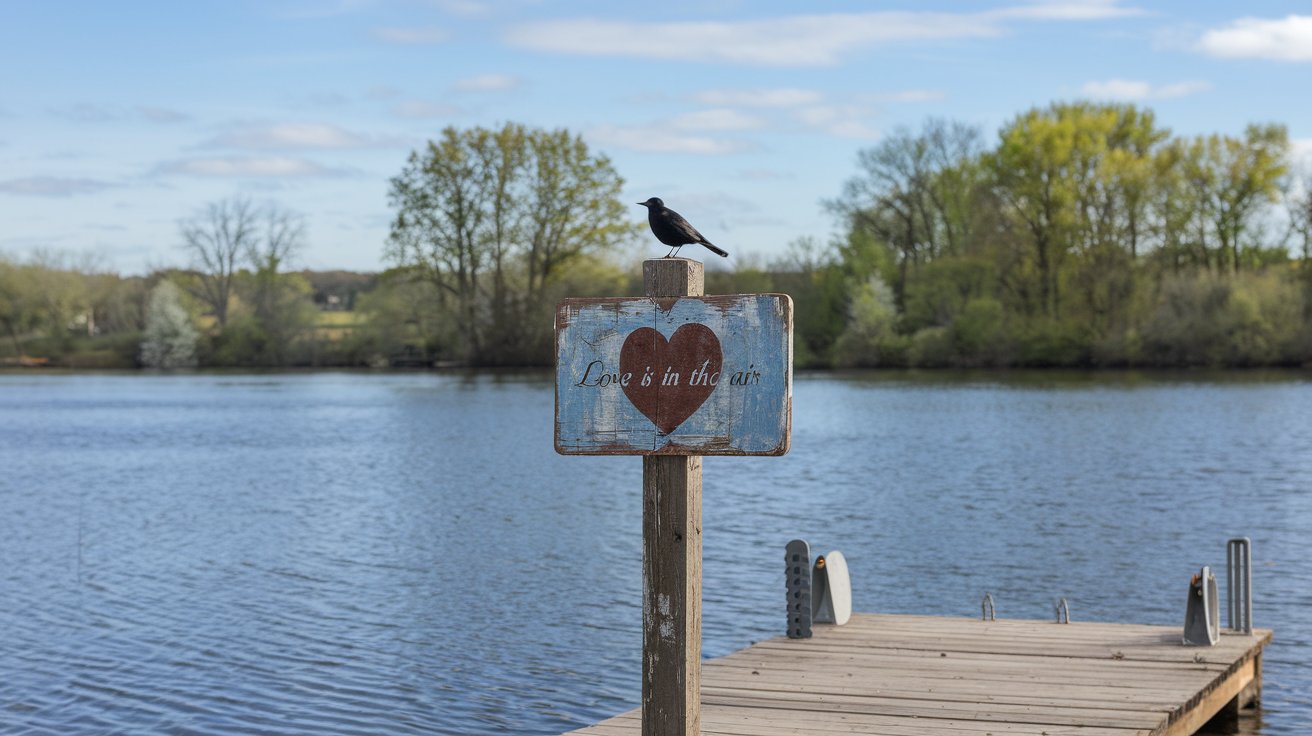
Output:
[[1054, 597, 1071, 624], [1227, 537, 1253, 634], [785, 539, 812, 639], [785, 540, 852, 636], [811, 551, 852, 626], [1183, 566, 1220, 646]]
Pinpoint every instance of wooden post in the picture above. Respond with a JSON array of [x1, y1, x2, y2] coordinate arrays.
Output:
[[642, 257, 703, 736]]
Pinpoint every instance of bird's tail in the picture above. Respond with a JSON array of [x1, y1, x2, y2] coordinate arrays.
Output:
[[701, 241, 729, 258]]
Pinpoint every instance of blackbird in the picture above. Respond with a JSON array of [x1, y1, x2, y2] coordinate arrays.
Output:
[[637, 197, 728, 258]]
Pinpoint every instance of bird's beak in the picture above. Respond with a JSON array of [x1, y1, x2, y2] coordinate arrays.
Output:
[[636, 202, 646, 206]]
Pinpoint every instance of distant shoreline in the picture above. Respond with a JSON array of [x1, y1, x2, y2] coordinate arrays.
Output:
[[4, 365, 1310, 383]]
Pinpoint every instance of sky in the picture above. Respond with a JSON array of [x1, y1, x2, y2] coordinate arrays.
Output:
[[2, 1, 1311, 275]]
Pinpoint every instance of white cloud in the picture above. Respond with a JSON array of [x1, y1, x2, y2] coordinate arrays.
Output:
[[795, 106, 880, 139], [1197, 15, 1312, 61], [506, 5, 1140, 67], [370, 26, 450, 44], [869, 89, 946, 103], [433, 0, 491, 18], [203, 122, 396, 149], [0, 176, 114, 197], [391, 101, 462, 119], [997, 0, 1144, 20], [1154, 80, 1212, 98], [505, 12, 1005, 67], [671, 109, 765, 131], [157, 156, 343, 178], [589, 124, 754, 155], [452, 74, 520, 92], [1082, 79, 1151, 99], [1081, 78, 1211, 100], [694, 88, 823, 108]]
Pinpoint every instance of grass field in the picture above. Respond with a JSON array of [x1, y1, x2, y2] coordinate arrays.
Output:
[[314, 310, 366, 341]]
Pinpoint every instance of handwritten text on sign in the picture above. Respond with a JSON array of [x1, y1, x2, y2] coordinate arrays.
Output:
[[555, 294, 792, 455]]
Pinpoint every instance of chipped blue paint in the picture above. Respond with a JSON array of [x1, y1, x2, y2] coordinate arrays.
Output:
[[555, 294, 792, 455]]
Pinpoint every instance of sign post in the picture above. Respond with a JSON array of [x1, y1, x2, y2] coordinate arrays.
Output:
[[556, 258, 792, 736]]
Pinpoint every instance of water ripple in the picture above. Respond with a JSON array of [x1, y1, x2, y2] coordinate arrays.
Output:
[[1, 370, 1309, 734]]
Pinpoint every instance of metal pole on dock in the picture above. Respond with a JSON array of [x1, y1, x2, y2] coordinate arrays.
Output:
[[641, 258, 703, 736]]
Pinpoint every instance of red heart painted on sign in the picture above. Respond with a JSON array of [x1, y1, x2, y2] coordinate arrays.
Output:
[[620, 324, 723, 434]]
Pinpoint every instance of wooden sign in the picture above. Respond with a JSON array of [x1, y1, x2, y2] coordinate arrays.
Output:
[[555, 294, 792, 455]]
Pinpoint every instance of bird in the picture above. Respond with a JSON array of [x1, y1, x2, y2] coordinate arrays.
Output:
[[637, 197, 728, 259]]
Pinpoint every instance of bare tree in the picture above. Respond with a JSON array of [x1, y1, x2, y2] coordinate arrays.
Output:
[[246, 203, 310, 365], [248, 202, 305, 273], [180, 197, 258, 326], [246, 202, 305, 323], [1287, 169, 1312, 265]]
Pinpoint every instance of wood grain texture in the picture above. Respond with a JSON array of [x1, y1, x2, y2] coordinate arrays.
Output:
[[555, 257, 791, 457], [563, 614, 1272, 736], [642, 455, 702, 736], [641, 258, 702, 736], [644, 258, 704, 299]]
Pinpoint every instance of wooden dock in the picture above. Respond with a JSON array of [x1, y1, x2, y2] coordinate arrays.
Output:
[[565, 613, 1270, 736]]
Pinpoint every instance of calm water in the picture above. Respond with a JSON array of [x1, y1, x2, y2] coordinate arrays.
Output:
[[1, 370, 1309, 734]]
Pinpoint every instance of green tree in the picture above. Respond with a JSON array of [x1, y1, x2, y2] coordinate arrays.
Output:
[[952, 297, 1009, 366], [1290, 171, 1312, 266], [1178, 125, 1288, 273], [1148, 141, 1199, 273], [832, 277, 906, 367], [1285, 170, 1312, 325], [769, 238, 849, 367], [989, 102, 1167, 319], [386, 123, 634, 365], [140, 280, 199, 368], [1214, 124, 1288, 274], [989, 106, 1079, 318], [829, 119, 984, 309], [0, 257, 35, 355], [1140, 272, 1303, 366]]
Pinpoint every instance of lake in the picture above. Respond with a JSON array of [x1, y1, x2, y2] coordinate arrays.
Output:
[[1, 370, 1309, 734]]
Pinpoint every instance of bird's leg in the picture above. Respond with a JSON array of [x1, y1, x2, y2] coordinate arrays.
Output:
[[665, 245, 677, 258]]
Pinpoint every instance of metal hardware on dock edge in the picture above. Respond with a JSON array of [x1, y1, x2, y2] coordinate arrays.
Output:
[[1228, 537, 1252, 634], [1184, 537, 1255, 646], [1183, 565, 1220, 646], [785, 539, 851, 637], [785, 539, 812, 639]]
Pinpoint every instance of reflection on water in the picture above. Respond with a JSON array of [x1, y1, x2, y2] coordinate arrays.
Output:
[[1, 370, 1309, 734]]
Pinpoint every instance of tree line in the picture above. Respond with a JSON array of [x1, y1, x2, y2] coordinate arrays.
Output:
[[822, 103, 1310, 367], [3, 104, 1312, 370]]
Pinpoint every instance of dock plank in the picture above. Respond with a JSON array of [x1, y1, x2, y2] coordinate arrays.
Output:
[[563, 613, 1271, 736]]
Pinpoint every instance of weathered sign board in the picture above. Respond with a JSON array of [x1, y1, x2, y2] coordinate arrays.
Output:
[[555, 294, 792, 455]]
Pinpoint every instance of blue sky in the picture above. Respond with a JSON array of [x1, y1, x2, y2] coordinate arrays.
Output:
[[2, 1, 1311, 274]]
